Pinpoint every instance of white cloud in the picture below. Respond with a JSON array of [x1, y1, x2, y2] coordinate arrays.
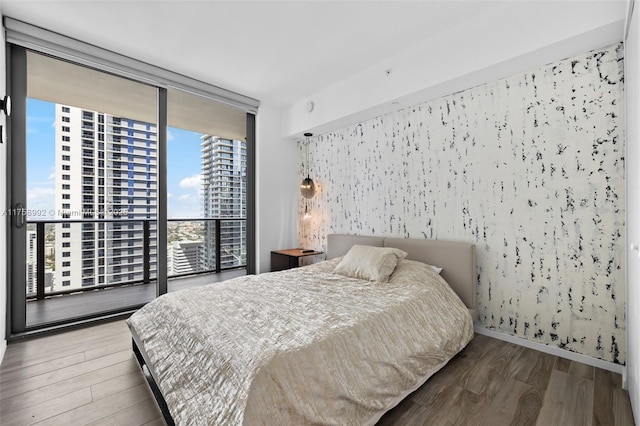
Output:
[[171, 173, 205, 218], [169, 193, 203, 219], [28, 187, 56, 199], [27, 186, 56, 213], [179, 174, 202, 189], [167, 129, 175, 141], [167, 192, 173, 198]]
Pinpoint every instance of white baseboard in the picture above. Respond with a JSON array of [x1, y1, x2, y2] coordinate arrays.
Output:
[[474, 325, 625, 376], [0, 339, 6, 365]]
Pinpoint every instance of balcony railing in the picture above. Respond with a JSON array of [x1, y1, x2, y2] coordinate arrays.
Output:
[[26, 217, 246, 300]]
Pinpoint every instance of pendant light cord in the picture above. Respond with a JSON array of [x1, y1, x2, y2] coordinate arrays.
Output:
[[306, 137, 310, 178]]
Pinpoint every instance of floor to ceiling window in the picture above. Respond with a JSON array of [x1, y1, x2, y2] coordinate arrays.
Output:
[[166, 89, 248, 291], [5, 18, 258, 335], [18, 50, 159, 328]]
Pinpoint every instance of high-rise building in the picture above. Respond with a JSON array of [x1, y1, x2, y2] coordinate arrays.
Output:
[[54, 105, 157, 290], [171, 241, 204, 275], [26, 230, 37, 295], [26, 230, 55, 295], [201, 136, 246, 269]]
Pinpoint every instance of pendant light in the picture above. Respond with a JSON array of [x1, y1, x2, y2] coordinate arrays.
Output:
[[300, 133, 315, 199], [300, 132, 315, 219]]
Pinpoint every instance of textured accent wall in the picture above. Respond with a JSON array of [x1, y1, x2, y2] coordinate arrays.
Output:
[[299, 43, 625, 363]]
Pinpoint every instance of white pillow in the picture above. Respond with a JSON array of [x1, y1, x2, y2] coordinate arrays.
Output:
[[333, 245, 408, 282]]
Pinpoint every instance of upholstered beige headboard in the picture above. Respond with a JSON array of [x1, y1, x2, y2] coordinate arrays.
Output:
[[327, 234, 477, 319], [326, 234, 385, 259]]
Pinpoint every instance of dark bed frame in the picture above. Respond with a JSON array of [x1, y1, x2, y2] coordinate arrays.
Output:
[[132, 338, 176, 425]]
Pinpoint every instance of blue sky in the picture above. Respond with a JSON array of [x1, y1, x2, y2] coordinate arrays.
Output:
[[26, 98, 205, 218]]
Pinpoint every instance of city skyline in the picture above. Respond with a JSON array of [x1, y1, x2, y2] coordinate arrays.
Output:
[[26, 97, 208, 219], [24, 101, 247, 293]]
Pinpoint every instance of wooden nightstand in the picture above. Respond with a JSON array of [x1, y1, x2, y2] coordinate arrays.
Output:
[[270, 248, 324, 272]]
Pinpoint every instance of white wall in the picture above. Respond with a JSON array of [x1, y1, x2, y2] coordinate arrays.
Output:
[[300, 44, 626, 365], [625, 0, 639, 421], [283, 2, 625, 139], [0, 0, 7, 362], [256, 104, 298, 273]]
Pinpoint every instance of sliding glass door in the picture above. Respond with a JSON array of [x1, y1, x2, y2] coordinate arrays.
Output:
[[7, 41, 255, 335], [10, 47, 160, 330]]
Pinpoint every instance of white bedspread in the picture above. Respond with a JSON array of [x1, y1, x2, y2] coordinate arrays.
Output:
[[127, 258, 474, 425]]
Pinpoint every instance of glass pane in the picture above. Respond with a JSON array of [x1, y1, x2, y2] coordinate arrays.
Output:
[[166, 89, 247, 288], [26, 51, 157, 326]]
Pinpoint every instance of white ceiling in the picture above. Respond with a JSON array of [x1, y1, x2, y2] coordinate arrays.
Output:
[[1, 0, 506, 107], [0, 0, 628, 110]]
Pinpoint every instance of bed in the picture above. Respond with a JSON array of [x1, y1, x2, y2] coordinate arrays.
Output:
[[128, 234, 476, 425]]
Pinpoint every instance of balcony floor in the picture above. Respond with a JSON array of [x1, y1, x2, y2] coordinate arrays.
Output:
[[26, 269, 247, 328]]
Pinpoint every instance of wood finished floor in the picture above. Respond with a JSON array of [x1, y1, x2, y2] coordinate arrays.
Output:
[[0, 320, 635, 426]]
